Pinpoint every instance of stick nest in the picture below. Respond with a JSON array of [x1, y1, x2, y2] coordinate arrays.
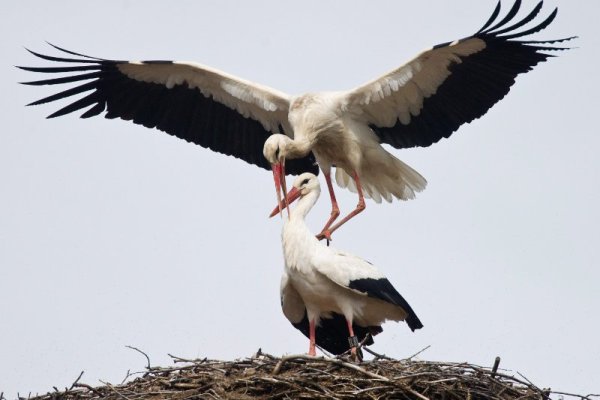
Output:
[[19, 351, 594, 400]]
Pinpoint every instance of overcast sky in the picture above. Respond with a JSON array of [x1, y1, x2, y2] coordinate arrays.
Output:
[[1, 0, 598, 397]]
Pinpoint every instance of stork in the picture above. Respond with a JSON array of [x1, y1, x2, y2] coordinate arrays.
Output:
[[19, 1, 574, 239], [279, 173, 423, 358]]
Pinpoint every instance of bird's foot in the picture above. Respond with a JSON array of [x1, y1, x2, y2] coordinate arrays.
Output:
[[348, 336, 363, 362], [316, 229, 332, 242], [349, 347, 363, 362]]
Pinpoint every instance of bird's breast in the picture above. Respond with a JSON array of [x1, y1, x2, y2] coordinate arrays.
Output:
[[287, 269, 345, 314]]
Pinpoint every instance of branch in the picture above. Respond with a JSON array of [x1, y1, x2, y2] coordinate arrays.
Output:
[[72, 383, 105, 398], [125, 345, 151, 370], [272, 354, 390, 381], [491, 356, 501, 378], [403, 345, 431, 361], [68, 371, 85, 391]]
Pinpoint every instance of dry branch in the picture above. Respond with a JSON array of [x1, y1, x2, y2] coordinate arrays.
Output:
[[20, 352, 596, 400]]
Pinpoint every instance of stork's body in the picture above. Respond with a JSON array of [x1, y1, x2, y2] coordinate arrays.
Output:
[[20, 1, 574, 238], [269, 93, 426, 238], [280, 173, 422, 356]]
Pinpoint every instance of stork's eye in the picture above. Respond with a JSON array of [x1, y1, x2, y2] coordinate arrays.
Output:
[[301, 178, 310, 186]]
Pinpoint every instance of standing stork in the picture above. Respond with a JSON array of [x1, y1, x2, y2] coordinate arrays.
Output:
[[279, 173, 422, 358], [19, 1, 574, 239]]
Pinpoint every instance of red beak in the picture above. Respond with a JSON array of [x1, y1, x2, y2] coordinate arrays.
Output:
[[270, 186, 301, 218], [270, 160, 290, 218], [271, 163, 283, 217]]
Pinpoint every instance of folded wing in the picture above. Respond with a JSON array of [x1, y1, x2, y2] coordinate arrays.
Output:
[[315, 250, 423, 331], [280, 273, 377, 355]]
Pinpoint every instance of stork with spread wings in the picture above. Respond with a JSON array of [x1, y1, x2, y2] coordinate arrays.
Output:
[[19, 0, 574, 239]]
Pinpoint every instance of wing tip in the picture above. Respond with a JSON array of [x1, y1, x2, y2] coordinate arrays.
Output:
[[476, 0, 502, 34], [407, 316, 424, 332], [473, 1, 576, 52]]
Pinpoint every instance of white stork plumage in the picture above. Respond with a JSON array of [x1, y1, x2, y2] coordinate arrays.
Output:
[[19, 0, 573, 239], [279, 173, 422, 358]]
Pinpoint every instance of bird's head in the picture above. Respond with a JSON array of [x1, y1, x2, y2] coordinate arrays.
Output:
[[263, 134, 292, 164], [269, 173, 320, 218], [263, 134, 293, 217]]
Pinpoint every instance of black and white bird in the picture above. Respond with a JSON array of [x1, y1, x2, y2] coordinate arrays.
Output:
[[278, 173, 422, 357], [19, 0, 573, 239]]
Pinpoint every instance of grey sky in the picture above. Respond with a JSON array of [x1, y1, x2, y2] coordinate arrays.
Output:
[[1, 0, 598, 397]]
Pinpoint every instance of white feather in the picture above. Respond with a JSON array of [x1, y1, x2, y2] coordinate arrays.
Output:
[[280, 174, 411, 330]]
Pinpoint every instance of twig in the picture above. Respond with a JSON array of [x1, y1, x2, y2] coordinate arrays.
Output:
[[125, 345, 151, 370], [551, 392, 600, 400], [68, 371, 85, 391], [352, 385, 389, 395], [120, 369, 132, 385], [73, 383, 105, 397], [272, 354, 390, 381], [363, 346, 394, 361], [517, 371, 535, 386], [491, 356, 501, 378], [403, 345, 431, 360], [99, 381, 132, 400], [427, 377, 458, 384], [167, 353, 207, 364], [405, 388, 431, 400]]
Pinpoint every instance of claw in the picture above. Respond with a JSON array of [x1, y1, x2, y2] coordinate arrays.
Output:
[[316, 229, 332, 242]]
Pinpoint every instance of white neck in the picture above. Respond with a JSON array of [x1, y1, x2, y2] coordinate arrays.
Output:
[[282, 187, 321, 272], [289, 188, 320, 222], [287, 136, 313, 159]]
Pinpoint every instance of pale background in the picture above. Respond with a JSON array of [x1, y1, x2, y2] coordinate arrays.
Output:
[[1, 0, 598, 397]]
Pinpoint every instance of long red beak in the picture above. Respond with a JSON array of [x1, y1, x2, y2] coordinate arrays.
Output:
[[269, 186, 301, 218], [270, 160, 289, 218]]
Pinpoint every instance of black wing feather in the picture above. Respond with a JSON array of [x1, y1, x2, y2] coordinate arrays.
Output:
[[348, 278, 423, 332], [17, 65, 101, 74], [476, 0, 502, 34], [371, 0, 574, 150], [19, 47, 318, 176], [27, 81, 97, 107], [500, 7, 558, 40], [20, 72, 103, 86], [45, 42, 106, 60], [489, 1, 543, 36], [47, 92, 100, 118], [80, 102, 105, 119], [483, 0, 522, 33]]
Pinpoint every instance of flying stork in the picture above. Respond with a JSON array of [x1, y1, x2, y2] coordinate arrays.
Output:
[[279, 173, 422, 358], [19, 0, 574, 239]]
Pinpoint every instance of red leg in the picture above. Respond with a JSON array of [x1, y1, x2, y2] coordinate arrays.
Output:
[[346, 319, 358, 359], [308, 319, 317, 356], [316, 172, 341, 241], [346, 319, 355, 337], [322, 172, 366, 238]]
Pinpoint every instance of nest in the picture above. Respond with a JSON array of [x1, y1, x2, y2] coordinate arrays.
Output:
[[15, 349, 595, 400]]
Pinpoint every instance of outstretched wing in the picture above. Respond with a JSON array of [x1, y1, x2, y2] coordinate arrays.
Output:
[[344, 0, 575, 149], [18, 44, 318, 175]]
